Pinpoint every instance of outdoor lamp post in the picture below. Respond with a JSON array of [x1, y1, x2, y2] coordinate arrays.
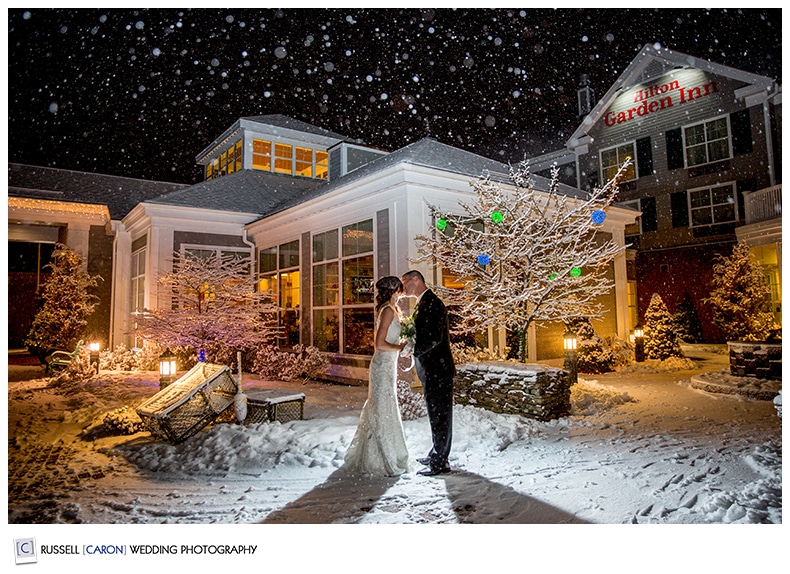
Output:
[[159, 349, 178, 389], [88, 341, 101, 373], [633, 324, 645, 362], [563, 329, 579, 384]]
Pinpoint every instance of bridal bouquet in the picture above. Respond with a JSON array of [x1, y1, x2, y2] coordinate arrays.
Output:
[[399, 314, 417, 370]]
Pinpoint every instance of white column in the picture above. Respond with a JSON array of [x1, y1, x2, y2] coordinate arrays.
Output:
[[612, 228, 630, 340], [110, 226, 132, 349], [64, 222, 91, 269]]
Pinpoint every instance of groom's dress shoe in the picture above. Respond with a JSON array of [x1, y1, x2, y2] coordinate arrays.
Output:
[[416, 457, 432, 466], [417, 466, 451, 477]]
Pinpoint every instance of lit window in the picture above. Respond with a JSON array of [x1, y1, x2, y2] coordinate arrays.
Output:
[[274, 143, 293, 174], [309, 221, 375, 355], [253, 139, 272, 171], [257, 241, 301, 347], [295, 147, 313, 177], [600, 142, 636, 183], [234, 140, 242, 172], [316, 150, 329, 179], [685, 117, 730, 167]]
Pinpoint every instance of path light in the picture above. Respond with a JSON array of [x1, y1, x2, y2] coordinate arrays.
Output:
[[563, 329, 578, 384], [159, 348, 178, 389], [633, 324, 645, 362], [88, 341, 101, 373]]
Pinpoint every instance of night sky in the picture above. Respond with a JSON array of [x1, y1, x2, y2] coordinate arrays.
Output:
[[7, 7, 782, 185]]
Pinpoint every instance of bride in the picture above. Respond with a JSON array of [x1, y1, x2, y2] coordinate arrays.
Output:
[[343, 276, 410, 476]]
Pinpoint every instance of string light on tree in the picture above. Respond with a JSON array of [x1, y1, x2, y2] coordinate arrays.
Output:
[[413, 159, 632, 362], [591, 209, 606, 224], [436, 218, 448, 230]]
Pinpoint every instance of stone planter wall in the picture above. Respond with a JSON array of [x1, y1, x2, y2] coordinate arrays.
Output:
[[727, 341, 782, 379], [453, 361, 571, 421]]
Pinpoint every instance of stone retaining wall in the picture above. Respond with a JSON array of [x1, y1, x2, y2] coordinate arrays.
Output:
[[453, 361, 571, 421], [727, 341, 782, 379]]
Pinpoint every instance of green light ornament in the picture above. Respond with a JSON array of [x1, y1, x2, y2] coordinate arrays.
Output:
[[570, 267, 582, 277], [491, 211, 504, 224], [436, 218, 448, 230], [549, 272, 557, 281]]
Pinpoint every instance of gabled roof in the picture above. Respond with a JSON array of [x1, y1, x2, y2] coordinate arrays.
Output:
[[567, 43, 778, 148], [146, 168, 324, 216], [7, 163, 187, 219]]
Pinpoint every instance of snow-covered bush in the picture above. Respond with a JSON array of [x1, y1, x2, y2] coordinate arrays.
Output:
[[101, 406, 146, 435], [607, 337, 635, 367], [397, 379, 428, 420], [252, 344, 329, 382], [567, 318, 615, 374], [644, 293, 684, 360], [49, 347, 97, 385], [99, 344, 159, 371], [81, 405, 146, 439], [451, 342, 511, 365]]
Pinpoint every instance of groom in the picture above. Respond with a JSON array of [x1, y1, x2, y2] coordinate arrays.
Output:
[[401, 270, 456, 476]]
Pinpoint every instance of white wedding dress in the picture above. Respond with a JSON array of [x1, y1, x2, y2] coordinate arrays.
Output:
[[343, 305, 410, 476]]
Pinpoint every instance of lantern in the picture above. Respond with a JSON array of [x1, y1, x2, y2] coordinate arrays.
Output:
[[159, 348, 178, 388], [88, 341, 101, 373], [563, 330, 578, 351], [563, 329, 578, 384]]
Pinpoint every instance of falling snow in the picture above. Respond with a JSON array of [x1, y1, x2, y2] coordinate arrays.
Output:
[[7, 8, 781, 183]]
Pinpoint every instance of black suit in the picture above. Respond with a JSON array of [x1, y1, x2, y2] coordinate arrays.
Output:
[[413, 288, 456, 470]]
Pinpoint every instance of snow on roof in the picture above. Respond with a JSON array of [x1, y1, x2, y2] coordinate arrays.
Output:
[[146, 168, 324, 215], [238, 114, 353, 142], [7, 163, 187, 220]]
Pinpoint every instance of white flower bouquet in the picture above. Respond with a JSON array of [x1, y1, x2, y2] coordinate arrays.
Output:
[[399, 314, 417, 370]]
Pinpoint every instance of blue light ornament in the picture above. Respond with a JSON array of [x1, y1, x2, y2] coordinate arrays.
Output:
[[591, 209, 606, 224]]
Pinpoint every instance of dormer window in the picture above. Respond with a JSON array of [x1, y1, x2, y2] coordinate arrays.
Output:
[[199, 116, 339, 181], [206, 140, 242, 180], [206, 138, 329, 181]]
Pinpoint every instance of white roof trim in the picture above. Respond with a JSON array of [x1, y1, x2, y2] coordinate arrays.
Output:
[[567, 44, 777, 149]]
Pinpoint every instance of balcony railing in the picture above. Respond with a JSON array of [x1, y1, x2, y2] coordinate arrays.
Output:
[[744, 185, 782, 225]]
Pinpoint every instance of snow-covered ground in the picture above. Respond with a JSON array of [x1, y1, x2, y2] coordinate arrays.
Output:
[[6, 345, 783, 571]]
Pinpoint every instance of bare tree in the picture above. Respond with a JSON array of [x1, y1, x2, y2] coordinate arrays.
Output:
[[136, 251, 279, 358], [413, 161, 629, 362]]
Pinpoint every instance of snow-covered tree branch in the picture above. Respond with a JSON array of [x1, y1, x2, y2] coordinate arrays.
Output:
[[412, 160, 630, 361], [136, 251, 279, 355]]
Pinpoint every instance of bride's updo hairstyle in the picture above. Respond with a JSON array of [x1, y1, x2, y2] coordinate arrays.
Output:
[[375, 276, 403, 312]]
